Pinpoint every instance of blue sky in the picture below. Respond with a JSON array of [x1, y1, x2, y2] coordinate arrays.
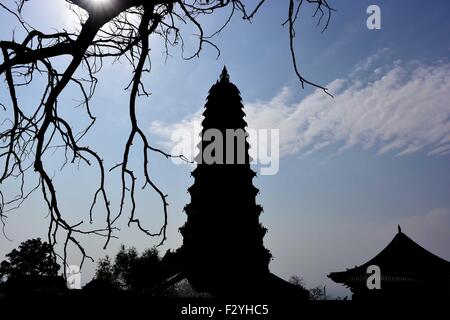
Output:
[[1, 0, 450, 298]]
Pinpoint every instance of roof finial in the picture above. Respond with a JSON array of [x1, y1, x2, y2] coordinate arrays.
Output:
[[398, 224, 402, 233], [220, 66, 230, 82]]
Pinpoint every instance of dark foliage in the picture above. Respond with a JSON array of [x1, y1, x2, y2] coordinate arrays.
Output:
[[89, 244, 169, 293], [0, 238, 65, 293], [0, 238, 60, 280]]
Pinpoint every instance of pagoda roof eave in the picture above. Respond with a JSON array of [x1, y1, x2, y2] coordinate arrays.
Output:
[[328, 230, 450, 284]]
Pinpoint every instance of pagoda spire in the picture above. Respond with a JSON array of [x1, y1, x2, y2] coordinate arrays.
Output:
[[220, 66, 230, 82]]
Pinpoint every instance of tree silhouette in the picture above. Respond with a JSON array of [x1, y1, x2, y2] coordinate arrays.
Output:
[[288, 275, 306, 288], [0, 238, 60, 281], [0, 0, 334, 268], [90, 255, 119, 290], [289, 275, 329, 300], [308, 285, 328, 300], [135, 247, 163, 291], [90, 245, 163, 292], [112, 245, 140, 290]]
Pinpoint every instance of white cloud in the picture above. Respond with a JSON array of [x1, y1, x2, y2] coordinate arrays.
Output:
[[150, 110, 202, 164], [150, 54, 450, 158]]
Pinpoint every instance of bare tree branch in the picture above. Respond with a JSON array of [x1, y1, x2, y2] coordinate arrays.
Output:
[[0, 0, 334, 269]]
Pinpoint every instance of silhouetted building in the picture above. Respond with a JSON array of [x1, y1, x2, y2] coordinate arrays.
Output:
[[328, 226, 450, 300], [179, 68, 305, 299]]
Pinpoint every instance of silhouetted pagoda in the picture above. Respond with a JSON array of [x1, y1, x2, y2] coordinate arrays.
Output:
[[328, 226, 450, 300], [179, 68, 306, 298]]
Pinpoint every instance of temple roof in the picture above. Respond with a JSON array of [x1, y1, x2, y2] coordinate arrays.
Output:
[[328, 227, 450, 284]]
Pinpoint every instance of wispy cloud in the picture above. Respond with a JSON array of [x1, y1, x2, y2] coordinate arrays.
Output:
[[150, 52, 450, 158]]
